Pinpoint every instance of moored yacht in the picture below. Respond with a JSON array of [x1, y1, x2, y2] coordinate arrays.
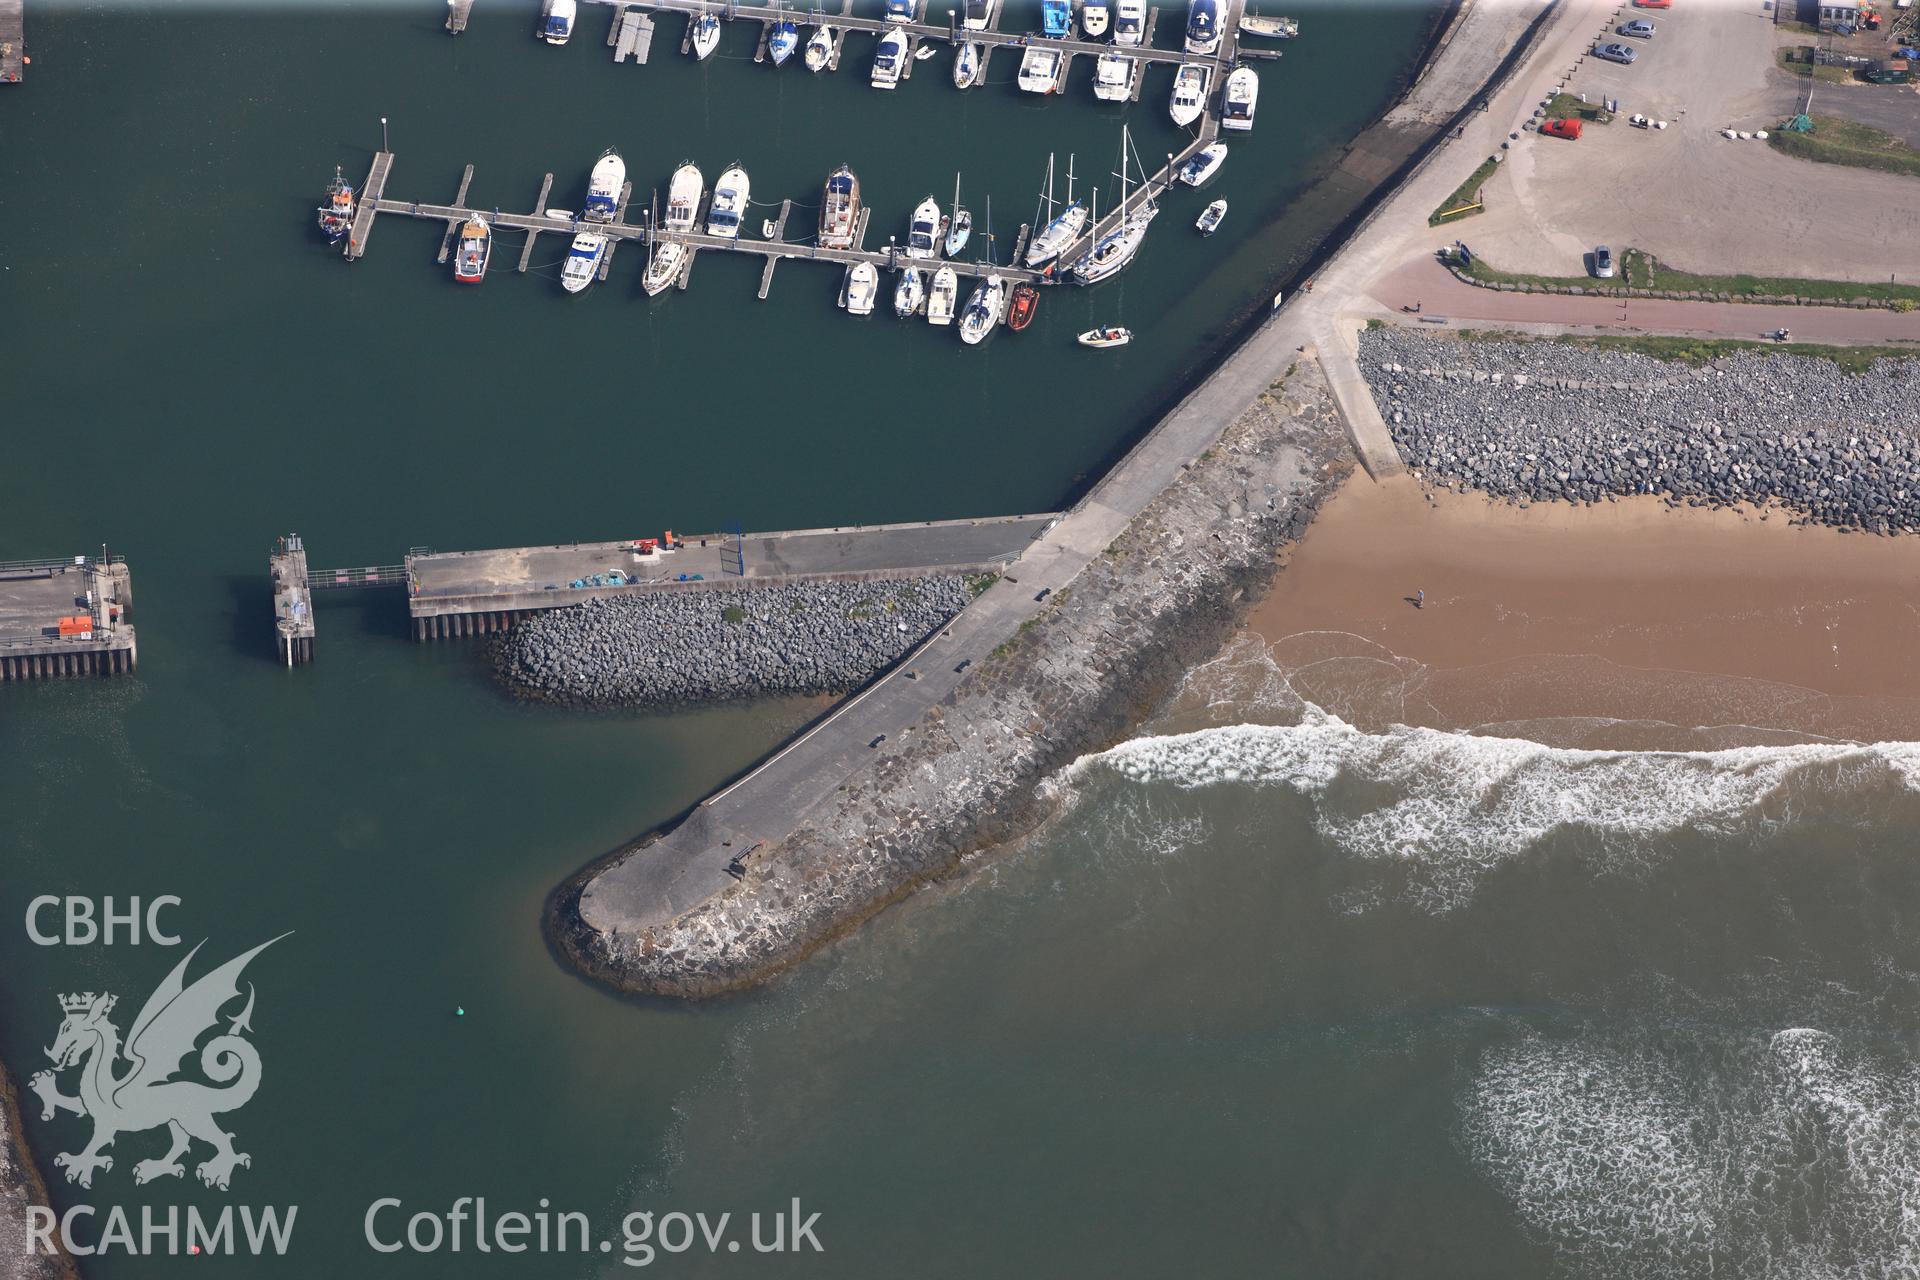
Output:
[[805, 24, 835, 71], [927, 266, 959, 325], [1042, 0, 1071, 37], [1018, 45, 1064, 94], [539, 0, 576, 44], [642, 241, 686, 295], [871, 27, 908, 88], [1169, 62, 1211, 126], [953, 40, 982, 88], [1082, 0, 1111, 37], [1184, 0, 1221, 55], [886, 0, 915, 19], [769, 13, 800, 64], [1093, 52, 1131, 101], [962, 0, 999, 31], [1222, 64, 1259, 131], [944, 206, 972, 257], [1026, 199, 1087, 267], [691, 10, 722, 60], [818, 164, 861, 249], [561, 232, 607, 293], [1178, 142, 1226, 186], [958, 275, 1007, 345], [453, 214, 491, 283], [666, 161, 703, 231], [1114, 0, 1146, 45], [706, 164, 750, 238], [907, 195, 942, 259], [584, 148, 625, 223], [841, 262, 878, 315], [317, 166, 355, 243], [894, 267, 925, 317], [1068, 200, 1156, 284]]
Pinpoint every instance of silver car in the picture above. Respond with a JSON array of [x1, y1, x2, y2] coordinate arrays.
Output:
[[1593, 246, 1615, 279], [1617, 19, 1655, 38], [1593, 41, 1638, 64]]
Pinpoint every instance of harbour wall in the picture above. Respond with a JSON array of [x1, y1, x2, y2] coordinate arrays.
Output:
[[0, 1057, 78, 1280]]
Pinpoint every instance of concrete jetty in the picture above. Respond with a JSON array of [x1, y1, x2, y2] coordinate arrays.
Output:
[[445, 0, 475, 33], [0, 554, 136, 681], [0, 0, 22, 84], [269, 535, 315, 667]]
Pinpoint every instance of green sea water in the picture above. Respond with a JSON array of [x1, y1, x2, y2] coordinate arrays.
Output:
[[0, 1, 1445, 1274]]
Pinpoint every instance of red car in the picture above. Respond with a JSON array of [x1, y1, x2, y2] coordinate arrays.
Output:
[[1634, 0, 1671, 8], [1541, 118, 1584, 140]]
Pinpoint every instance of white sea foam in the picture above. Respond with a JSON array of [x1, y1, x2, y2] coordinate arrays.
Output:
[[1059, 710, 1920, 909]]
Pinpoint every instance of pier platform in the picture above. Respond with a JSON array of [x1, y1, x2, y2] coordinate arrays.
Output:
[[1, 0, 22, 84], [446, 0, 474, 33], [405, 514, 1056, 638], [0, 555, 136, 681], [269, 535, 315, 666]]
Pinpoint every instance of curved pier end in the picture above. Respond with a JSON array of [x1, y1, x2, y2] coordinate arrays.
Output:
[[552, 359, 1354, 999]]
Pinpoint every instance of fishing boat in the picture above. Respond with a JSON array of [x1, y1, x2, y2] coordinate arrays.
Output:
[[1239, 14, 1299, 38], [453, 214, 491, 283], [666, 162, 704, 231], [707, 163, 750, 239], [1018, 45, 1064, 94], [1082, 0, 1111, 37], [1178, 142, 1226, 186], [907, 195, 942, 259], [539, 0, 576, 44], [927, 266, 959, 325], [886, 0, 915, 18], [1114, 0, 1146, 45], [841, 262, 878, 315], [894, 267, 925, 317], [1169, 63, 1211, 127], [642, 241, 685, 295], [1222, 64, 1259, 131], [691, 10, 722, 60], [1093, 53, 1131, 101], [1195, 198, 1226, 235], [1007, 282, 1038, 331], [872, 27, 908, 88], [818, 164, 861, 249], [1025, 154, 1088, 268], [958, 275, 1007, 345], [769, 9, 800, 64], [944, 175, 972, 257], [584, 148, 625, 223], [1183, 0, 1221, 54], [805, 24, 834, 71], [953, 40, 981, 86], [1077, 326, 1132, 348], [1042, 0, 1072, 37], [560, 232, 607, 293], [317, 166, 355, 243], [962, 0, 999, 31], [1068, 128, 1159, 285]]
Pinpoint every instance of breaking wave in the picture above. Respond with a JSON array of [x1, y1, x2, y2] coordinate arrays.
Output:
[[1052, 708, 1920, 911]]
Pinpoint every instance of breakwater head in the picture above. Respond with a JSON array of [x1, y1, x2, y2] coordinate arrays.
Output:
[[1361, 327, 1920, 535]]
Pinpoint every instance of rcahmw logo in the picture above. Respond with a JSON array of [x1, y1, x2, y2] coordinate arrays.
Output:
[[23, 928, 299, 1258]]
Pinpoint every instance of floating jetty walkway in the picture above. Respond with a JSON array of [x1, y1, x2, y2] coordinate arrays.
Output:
[[0, 554, 136, 680], [269, 514, 1055, 656]]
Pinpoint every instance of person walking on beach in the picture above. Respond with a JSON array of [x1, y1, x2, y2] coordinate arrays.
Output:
[[1414, 589, 1425, 609]]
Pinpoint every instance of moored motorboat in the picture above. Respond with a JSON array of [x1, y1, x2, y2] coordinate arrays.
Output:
[[539, 0, 576, 44], [841, 261, 878, 315], [665, 161, 704, 232], [691, 10, 722, 60], [707, 163, 750, 239], [927, 266, 959, 325], [962, 0, 999, 31], [1239, 14, 1299, 38], [642, 241, 686, 295], [1169, 62, 1211, 127], [1042, 0, 1072, 37], [872, 27, 908, 88], [1093, 53, 1131, 102], [1222, 64, 1259, 132], [1018, 45, 1064, 94], [585, 148, 625, 223], [1195, 198, 1226, 235], [894, 267, 925, 317], [769, 13, 800, 64], [1178, 141, 1227, 186], [818, 164, 861, 249], [958, 275, 1007, 345], [953, 40, 981, 87], [453, 214, 491, 283], [317, 166, 355, 243], [886, 0, 915, 19], [907, 195, 942, 259], [805, 24, 835, 71], [1183, 0, 1221, 55], [1082, 0, 1111, 37], [561, 232, 607, 293], [1114, 0, 1146, 45], [1007, 282, 1038, 331], [1077, 326, 1132, 348]]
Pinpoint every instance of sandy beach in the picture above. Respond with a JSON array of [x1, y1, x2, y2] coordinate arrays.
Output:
[[1210, 477, 1920, 749]]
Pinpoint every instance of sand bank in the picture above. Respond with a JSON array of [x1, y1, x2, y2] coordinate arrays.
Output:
[[1223, 477, 1920, 749]]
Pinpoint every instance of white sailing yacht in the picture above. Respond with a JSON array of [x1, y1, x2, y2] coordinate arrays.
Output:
[[894, 267, 925, 317], [1068, 128, 1159, 286], [1024, 153, 1088, 268], [958, 275, 1007, 345], [805, 22, 835, 71]]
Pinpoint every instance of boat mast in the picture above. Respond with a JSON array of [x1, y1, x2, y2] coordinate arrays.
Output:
[[1065, 153, 1076, 208]]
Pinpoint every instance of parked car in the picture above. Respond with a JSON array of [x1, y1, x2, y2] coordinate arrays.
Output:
[[1864, 60, 1913, 83], [1593, 42, 1638, 64], [1633, 0, 1670, 7], [1541, 117, 1584, 140], [1592, 245, 1615, 279], [1617, 18, 1656, 37]]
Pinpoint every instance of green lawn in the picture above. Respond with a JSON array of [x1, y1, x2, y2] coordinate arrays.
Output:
[[1777, 48, 1859, 84], [1429, 156, 1499, 226], [1543, 91, 1612, 123], [1455, 329, 1919, 375], [1450, 246, 1920, 306], [1768, 114, 1920, 179]]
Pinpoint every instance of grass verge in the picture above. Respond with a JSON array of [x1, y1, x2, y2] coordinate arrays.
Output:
[[1453, 247, 1920, 306], [1768, 114, 1920, 180], [1429, 156, 1499, 226], [1544, 91, 1612, 123], [1777, 48, 1858, 84]]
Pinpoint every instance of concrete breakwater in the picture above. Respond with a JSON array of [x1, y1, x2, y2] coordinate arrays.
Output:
[[1, 1058, 77, 1280], [1362, 328, 1920, 534], [552, 360, 1352, 997], [497, 577, 977, 706]]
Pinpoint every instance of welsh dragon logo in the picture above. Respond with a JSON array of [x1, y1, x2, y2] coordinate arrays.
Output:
[[28, 936, 286, 1191]]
